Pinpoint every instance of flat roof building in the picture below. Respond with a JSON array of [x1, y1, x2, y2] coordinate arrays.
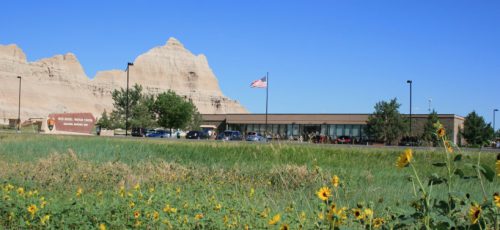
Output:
[[201, 113, 464, 145]]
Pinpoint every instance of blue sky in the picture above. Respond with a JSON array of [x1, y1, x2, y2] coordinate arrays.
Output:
[[1, 1, 499, 127]]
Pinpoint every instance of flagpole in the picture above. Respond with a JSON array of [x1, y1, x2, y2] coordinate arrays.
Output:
[[265, 72, 269, 136]]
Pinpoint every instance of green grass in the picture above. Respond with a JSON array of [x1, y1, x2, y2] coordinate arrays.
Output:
[[0, 133, 498, 228]]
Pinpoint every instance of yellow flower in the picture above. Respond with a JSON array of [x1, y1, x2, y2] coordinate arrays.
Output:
[[260, 208, 270, 218], [493, 193, 500, 208], [331, 175, 340, 188], [352, 208, 365, 220], [119, 185, 125, 197], [153, 211, 159, 221], [373, 218, 384, 228], [149, 187, 155, 193], [17, 187, 24, 195], [214, 203, 222, 211], [316, 186, 331, 201], [437, 127, 446, 138], [134, 220, 141, 227], [249, 188, 255, 197], [396, 149, 413, 168], [300, 211, 306, 222], [328, 206, 347, 225], [40, 215, 50, 225], [129, 201, 135, 208], [469, 204, 481, 224], [40, 200, 47, 209], [99, 223, 106, 230], [364, 208, 373, 219], [5, 184, 14, 191], [134, 183, 140, 191], [318, 212, 324, 220], [134, 210, 140, 219], [27, 204, 37, 216], [268, 214, 281, 225], [76, 187, 83, 197], [445, 141, 453, 153], [280, 223, 289, 230], [163, 204, 177, 214], [195, 213, 204, 220]]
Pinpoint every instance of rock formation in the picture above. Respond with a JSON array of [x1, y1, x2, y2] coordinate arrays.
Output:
[[0, 38, 247, 123]]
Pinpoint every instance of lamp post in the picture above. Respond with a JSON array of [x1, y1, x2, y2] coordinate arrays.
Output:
[[125, 62, 134, 136], [17, 76, 21, 132], [407, 80, 412, 138], [494, 109, 498, 132]]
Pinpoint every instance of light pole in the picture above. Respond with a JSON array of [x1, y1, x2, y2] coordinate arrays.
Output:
[[494, 109, 498, 132], [428, 98, 432, 113], [125, 62, 133, 136], [407, 80, 412, 138], [17, 76, 21, 132]]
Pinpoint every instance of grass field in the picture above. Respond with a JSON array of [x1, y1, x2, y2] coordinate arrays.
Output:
[[0, 133, 499, 229]]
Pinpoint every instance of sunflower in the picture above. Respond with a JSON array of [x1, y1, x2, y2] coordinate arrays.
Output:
[[494, 193, 500, 208], [40, 215, 50, 225], [76, 187, 83, 197], [469, 204, 481, 224], [352, 208, 365, 220], [153, 211, 159, 221], [280, 223, 289, 230], [195, 213, 204, 220], [328, 206, 347, 225], [396, 149, 413, 168], [27, 204, 37, 216], [437, 127, 446, 138], [317, 187, 332, 201], [17, 187, 24, 195], [134, 210, 140, 219], [444, 141, 453, 153], [372, 218, 384, 228], [99, 223, 106, 230], [268, 214, 281, 225], [364, 208, 373, 219], [331, 175, 340, 188]]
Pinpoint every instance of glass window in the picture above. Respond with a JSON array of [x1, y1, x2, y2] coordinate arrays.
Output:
[[329, 125, 336, 136], [287, 124, 293, 137], [321, 125, 327, 135], [293, 124, 299, 136], [336, 125, 343, 136], [352, 125, 360, 137], [345, 125, 351, 136]]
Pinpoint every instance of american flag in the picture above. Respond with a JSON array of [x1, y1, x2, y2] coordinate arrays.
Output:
[[250, 76, 267, 88]]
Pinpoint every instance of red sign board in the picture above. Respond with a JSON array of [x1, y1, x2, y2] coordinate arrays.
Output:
[[48, 113, 96, 134]]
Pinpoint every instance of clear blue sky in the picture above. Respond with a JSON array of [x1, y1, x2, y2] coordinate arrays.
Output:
[[1, 0, 499, 127]]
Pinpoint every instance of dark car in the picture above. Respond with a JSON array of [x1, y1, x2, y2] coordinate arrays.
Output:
[[146, 130, 170, 138], [246, 132, 267, 142], [336, 136, 352, 144], [131, 127, 148, 137], [186, 131, 208, 140], [216, 130, 242, 141], [399, 136, 422, 146]]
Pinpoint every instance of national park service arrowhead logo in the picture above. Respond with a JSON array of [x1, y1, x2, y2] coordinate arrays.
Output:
[[47, 118, 55, 131]]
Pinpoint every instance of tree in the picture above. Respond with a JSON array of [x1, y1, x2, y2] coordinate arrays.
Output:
[[462, 111, 494, 146], [365, 98, 407, 145], [186, 106, 202, 131], [109, 84, 155, 129], [421, 110, 440, 146], [96, 110, 112, 129], [154, 90, 196, 133]]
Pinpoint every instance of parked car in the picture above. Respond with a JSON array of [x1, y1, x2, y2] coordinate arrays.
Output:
[[246, 132, 267, 142], [131, 127, 148, 137], [186, 131, 208, 139], [336, 136, 352, 144], [399, 136, 422, 146], [146, 130, 170, 138], [216, 130, 242, 141]]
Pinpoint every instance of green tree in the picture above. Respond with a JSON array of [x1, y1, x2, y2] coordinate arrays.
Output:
[[154, 90, 196, 133], [462, 111, 494, 146], [186, 106, 202, 131], [365, 98, 407, 145], [109, 84, 155, 129], [421, 110, 440, 146], [96, 110, 112, 129]]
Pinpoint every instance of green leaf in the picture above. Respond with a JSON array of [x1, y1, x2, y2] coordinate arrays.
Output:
[[453, 168, 465, 178], [453, 154, 462, 162], [428, 173, 447, 186], [479, 164, 495, 182], [432, 162, 447, 167]]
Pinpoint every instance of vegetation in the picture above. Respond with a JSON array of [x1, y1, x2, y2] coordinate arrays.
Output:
[[462, 111, 495, 147], [365, 98, 407, 145], [0, 130, 499, 229], [154, 90, 196, 133], [421, 110, 440, 146]]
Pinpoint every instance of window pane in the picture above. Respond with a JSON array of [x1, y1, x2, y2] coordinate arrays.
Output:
[[336, 125, 343, 136]]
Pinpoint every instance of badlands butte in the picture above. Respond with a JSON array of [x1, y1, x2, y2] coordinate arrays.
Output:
[[0, 37, 247, 122]]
